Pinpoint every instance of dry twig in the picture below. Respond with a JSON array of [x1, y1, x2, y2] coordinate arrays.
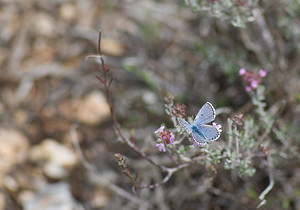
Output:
[[91, 32, 202, 190]]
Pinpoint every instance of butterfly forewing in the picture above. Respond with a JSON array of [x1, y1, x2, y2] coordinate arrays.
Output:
[[198, 125, 220, 141], [194, 102, 216, 126], [178, 118, 192, 134]]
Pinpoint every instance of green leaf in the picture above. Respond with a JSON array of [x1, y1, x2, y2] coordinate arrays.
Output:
[[246, 188, 257, 199]]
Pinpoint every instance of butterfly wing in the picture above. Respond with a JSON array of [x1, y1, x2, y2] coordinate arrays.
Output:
[[192, 129, 207, 144], [198, 125, 220, 141], [194, 102, 216, 126], [178, 118, 192, 134]]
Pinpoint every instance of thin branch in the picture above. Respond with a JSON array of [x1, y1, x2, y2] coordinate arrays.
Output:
[[138, 155, 207, 189], [70, 124, 95, 172], [93, 32, 166, 172], [138, 163, 189, 189], [257, 156, 274, 208]]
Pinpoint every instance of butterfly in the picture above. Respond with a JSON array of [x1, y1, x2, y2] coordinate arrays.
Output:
[[178, 102, 221, 144]]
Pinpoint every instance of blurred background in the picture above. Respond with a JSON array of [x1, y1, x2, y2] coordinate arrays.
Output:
[[0, 0, 299, 209]]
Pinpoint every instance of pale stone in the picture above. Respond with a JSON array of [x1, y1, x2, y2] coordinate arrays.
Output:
[[29, 139, 77, 179], [43, 162, 67, 179], [74, 91, 110, 125], [101, 37, 125, 56], [0, 128, 29, 186], [91, 187, 110, 208], [33, 13, 55, 37], [59, 4, 77, 21], [30, 139, 77, 167], [18, 190, 35, 206], [22, 182, 83, 210]]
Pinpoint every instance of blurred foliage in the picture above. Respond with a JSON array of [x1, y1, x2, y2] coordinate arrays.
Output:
[[185, 0, 259, 27]]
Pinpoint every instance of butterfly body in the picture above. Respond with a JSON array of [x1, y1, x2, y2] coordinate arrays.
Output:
[[178, 102, 221, 144]]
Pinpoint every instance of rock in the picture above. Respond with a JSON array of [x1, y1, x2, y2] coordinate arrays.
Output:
[[18, 190, 35, 206], [29, 139, 77, 179], [22, 182, 83, 210], [30, 139, 77, 167], [33, 13, 55, 37], [74, 91, 110, 125], [90, 187, 110, 208], [101, 37, 125, 56], [59, 4, 77, 21], [43, 162, 68, 179], [0, 128, 29, 186]]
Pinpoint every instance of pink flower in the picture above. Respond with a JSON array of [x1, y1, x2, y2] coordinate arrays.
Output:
[[245, 86, 252, 92], [251, 80, 259, 88], [239, 68, 246, 75], [259, 69, 267, 77], [155, 126, 165, 134], [170, 133, 175, 144], [193, 141, 200, 148], [156, 143, 166, 152], [239, 68, 266, 92], [212, 122, 222, 132], [155, 126, 175, 145]]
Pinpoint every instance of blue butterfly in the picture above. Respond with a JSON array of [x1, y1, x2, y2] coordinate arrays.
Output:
[[178, 102, 221, 144]]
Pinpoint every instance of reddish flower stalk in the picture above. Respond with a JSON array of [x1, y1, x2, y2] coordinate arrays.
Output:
[[114, 153, 138, 191], [91, 32, 165, 172]]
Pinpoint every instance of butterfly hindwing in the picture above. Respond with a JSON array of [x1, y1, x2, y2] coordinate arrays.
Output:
[[198, 124, 220, 141], [178, 118, 192, 134], [194, 102, 216, 126], [192, 130, 207, 144]]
